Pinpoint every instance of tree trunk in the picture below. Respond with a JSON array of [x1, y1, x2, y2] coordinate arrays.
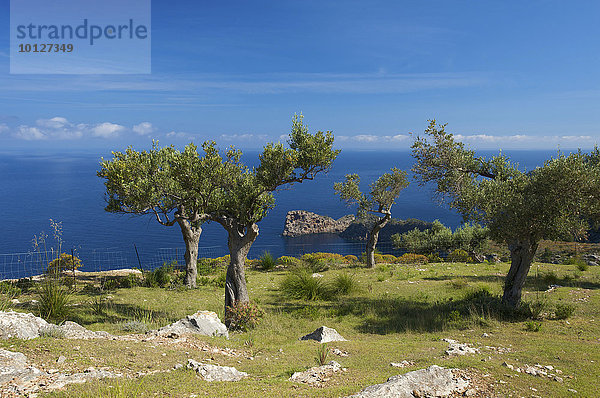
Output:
[[224, 223, 258, 325], [366, 214, 391, 268], [502, 239, 538, 308], [177, 219, 202, 289]]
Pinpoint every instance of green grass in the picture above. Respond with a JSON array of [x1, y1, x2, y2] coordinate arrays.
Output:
[[1, 260, 599, 397]]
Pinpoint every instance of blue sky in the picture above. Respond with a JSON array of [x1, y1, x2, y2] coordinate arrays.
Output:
[[1, 0, 600, 152]]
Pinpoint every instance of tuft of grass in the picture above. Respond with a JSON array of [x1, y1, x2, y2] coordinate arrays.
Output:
[[120, 320, 150, 334], [332, 273, 359, 295], [525, 320, 543, 332], [315, 343, 330, 366], [554, 302, 576, 320], [280, 270, 330, 300], [258, 251, 276, 271], [37, 280, 72, 322], [39, 325, 66, 339], [527, 296, 549, 320]]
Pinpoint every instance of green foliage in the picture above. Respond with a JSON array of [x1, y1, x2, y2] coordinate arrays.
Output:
[[197, 258, 220, 275], [525, 321, 543, 332], [225, 301, 265, 332], [47, 253, 83, 275], [427, 253, 443, 263], [392, 220, 489, 257], [144, 261, 175, 288], [119, 321, 149, 334], [280, 270, 330, 301], [344, 255, 358, 263], [381, 254, 397, 263], [542, 271, 560, 285], [563, 256, 589, 271], [276, 255, 300, 267], [332, 273, 359, 295], [395, 253, 428, 264], [527, 296, 549, 320], [258, 251, 276, 271], [38, 325, 66, 339], [554, 302, 576, 320], [447, 249, 472, 263], [37, 280, 71, 322], [314, 343, 330, 366]]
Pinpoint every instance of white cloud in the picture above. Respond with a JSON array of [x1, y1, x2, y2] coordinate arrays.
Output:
[[337, 134, 409, 144], [166, 131, 190, 139], [133, 122, 155, 135], [36, 117, 69, 129], [15, 126, 46, 140], [453, 133, 598, 149], [0, 123, 9, 134], [92, 122, 126, 138]]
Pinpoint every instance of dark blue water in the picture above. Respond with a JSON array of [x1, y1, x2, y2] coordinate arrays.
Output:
[[0, 149, 558, 274]]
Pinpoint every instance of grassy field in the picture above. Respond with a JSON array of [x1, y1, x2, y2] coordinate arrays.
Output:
[[2, 258, 599, 397]]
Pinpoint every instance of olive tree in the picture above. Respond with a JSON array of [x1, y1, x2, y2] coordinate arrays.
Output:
[[98, 141, 239, 288], [411, 120, 600, 307], [334, 168, 409, 268], [211, 114, 339, 320]]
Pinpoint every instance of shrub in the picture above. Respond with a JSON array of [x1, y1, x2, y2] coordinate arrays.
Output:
[[120, 320, 150, 334], [101, 278, 119, 291], [539, 248, 553, 263], [277, 256, 300, 267], [427, 253, 443, 263], [258, 251, 276, 271], [197, 258, 219, 275], [381, 254, 397, 263], [280, 270, 330, 300], [225, 301, 264, 331], [396, 253, 428, 264], [542, 271, 559, 285], [38, 325, 66, 339], [527, 297, 549, 320], [120, 273, 142, 288], [37, 281, 71, 322], [554, 302, 576, 320], [344, 255, 358, 263], [525, 321, 542, 332], [447, 249, 471, 263], [448, 278, 469, 290], [374, 253, 385, 264], [144, 261, 175, 288], [213, 270, 227, 288], [47, 253, 83, 275], [332, 273, 359, 295]]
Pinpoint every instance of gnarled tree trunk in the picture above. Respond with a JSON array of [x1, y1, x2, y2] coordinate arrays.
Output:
[[177, 219, 202, 289], [366, 213, 391, 268], [502, 239, 538, 308], [223, 222, 259, 325]]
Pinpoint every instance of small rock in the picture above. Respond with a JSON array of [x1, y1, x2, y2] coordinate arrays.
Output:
[[312, 273, 324, 278], [568, 389, 578, 393], [289, 361, 342, 385], [56, 355, 66, 364], [554, 376, 563, 383], [442, 339, 479, 356], [187, 359, 247, 382], [390, 360, 414, 368], [153, 311, 228, 338], [464, 388, 477, 397], [482, 333, 489, 337], [332, 348, 349, 357], [300, 326, 348, 343]]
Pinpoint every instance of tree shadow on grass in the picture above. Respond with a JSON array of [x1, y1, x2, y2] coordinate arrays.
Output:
[[70, 301, 175, 328], [333, 289, 530, 335]]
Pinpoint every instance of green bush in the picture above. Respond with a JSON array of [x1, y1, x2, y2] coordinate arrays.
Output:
[[47, 253, 83, 275], [447, 249, 471, 263], [119, 273, 142, 288], [37, 281, 71, 322], [427, 253, 443, 263], [258, 251, 276, 271], [197, 258, 219, 275], [344, 255, 358, 263], [315, 343, 330, 366], [38, 325, 66, 339], [527, 297, 549, 320], [120, 320, 150, 334], [277, 256, 300, 267], [225, 301, 265, 331], [525, 321, 542, 332], [554, 302, 576, 320], [144, 261, 175, 288], [542, 271, 559, 285], [280, 270, 330, 300], [213, 270, 227, 288], [332, 273, 359, 295], [381, 254, 397, 263]]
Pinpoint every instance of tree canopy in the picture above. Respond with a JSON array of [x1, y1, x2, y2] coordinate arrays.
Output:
[[334, 168, 408, 267], [411, 120, 600, 306]]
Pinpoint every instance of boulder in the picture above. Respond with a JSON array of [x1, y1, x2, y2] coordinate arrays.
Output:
[[283, 210, 354, 237], [300, 326, 347, 343], [59, 321, 112, 339], [347, 365, 469, 398], [187, 359, 247, 381], [289, 361, 342, 385], [152, 311, 228, 338], [0, 311, 50, 340]]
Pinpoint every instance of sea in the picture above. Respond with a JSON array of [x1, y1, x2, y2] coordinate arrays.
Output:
[[0, 149, 558, 276]]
